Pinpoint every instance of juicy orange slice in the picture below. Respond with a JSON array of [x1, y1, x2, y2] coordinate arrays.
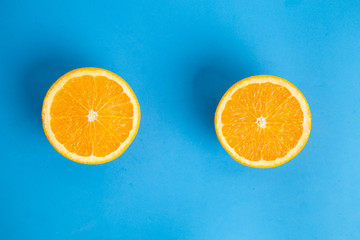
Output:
[[42, 67, 140, 164], [215, 75, 311, 168]]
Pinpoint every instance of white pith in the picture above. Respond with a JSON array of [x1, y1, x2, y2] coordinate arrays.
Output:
[[87, 109, 98, 122], [256, 116, 266, 128]]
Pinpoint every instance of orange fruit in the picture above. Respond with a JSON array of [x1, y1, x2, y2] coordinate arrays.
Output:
[[215, 75, 311, 168], [42, 67, 140, 164]]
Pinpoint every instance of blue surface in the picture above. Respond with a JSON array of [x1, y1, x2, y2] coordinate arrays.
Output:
[[1, 0, 360, 239]]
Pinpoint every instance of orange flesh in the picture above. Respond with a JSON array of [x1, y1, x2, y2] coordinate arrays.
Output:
[[50, 75, 134, 157], [221, 82, 304, 161]]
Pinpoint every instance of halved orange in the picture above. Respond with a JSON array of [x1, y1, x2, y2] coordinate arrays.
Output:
[[215, 75, 311, 168], [42, 67, 140, 164]]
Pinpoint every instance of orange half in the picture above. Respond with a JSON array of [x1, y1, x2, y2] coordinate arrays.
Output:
[[42, 67, 141, 164], [215, 75, 311, 168]]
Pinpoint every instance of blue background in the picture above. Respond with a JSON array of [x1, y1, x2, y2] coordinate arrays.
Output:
[[0, 0, 359, 239]]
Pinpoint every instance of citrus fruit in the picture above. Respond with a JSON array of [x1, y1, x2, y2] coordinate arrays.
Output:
[[215, 75, 311, 168], [42, 67, 140, 164]]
